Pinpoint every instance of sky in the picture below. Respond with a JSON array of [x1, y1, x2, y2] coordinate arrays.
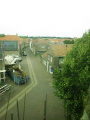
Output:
[[0, 0, 90, 38]]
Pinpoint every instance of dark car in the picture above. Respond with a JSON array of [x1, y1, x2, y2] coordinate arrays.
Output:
[[23, 51, 27, 56]]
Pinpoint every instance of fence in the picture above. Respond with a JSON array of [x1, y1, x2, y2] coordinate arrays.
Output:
[[0, 84, 11, 99]]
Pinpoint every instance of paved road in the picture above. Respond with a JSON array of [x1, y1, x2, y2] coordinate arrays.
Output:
[[0, 47, 65, 120]]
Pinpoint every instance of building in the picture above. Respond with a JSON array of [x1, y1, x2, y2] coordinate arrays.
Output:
[[0, 48, 6, 83], [30, 39, 49, 56], [0, 35, 21, 56], [42, 44, 72, 74]]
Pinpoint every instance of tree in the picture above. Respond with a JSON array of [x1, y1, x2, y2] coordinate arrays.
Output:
[[53, 30, 90, 120], [64, 40, 74, 44], [0, 34, 5, 37]]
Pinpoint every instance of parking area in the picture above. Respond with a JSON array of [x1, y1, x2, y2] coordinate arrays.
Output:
[[0, 55, 31, 107]]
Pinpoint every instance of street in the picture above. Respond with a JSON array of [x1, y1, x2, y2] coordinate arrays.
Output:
[[0, 47, 65, 120]]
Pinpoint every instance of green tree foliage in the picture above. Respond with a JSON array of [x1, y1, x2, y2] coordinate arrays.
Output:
[[19, 35, 28, 38], [53, 30, 90, 120], [64, 40, 74, 44], [0, 34, 5, 37]]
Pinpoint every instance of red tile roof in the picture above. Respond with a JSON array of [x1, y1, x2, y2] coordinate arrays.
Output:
[[49, 39, 59, 43], [48, 44, 72, 57], [32, 38, 49, 45], [0, 35, 21, 44], [59, 39, 71, 42], [42, 51, 48, 60], [42, 44, 72, 60], [25, 38, 29, 42]]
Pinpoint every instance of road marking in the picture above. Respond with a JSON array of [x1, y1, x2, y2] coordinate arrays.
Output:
[[0, 82, 34, 112], [27, 54, 38, 85], [0, 52, 38, 118]]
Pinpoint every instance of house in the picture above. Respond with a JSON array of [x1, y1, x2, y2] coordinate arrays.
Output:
[[42, 44, 72, 74], [30, 39, 49, 56], [0, 48, 6, 83], [48, 38, 73, 45], [0, 35, 21, 44], [33, 42, 49, 55], [0, 35, 21, 56], [49, 38, 60, 45]]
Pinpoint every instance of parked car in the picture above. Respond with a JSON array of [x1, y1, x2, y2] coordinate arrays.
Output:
[[10, 54, 22, 62], [23, 51, 27, 56]]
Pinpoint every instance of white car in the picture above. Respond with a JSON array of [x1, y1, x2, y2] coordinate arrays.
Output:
[[10, 54, 22, 62], [5, 55, 17, 65]]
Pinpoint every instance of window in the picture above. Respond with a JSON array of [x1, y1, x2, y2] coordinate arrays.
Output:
[[48, 54, 50, 60], [6, 42, 10, 46], [51, 56, 52, 62], [59, 57, 64, 64]]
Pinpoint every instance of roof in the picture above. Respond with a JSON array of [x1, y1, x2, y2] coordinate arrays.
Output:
[[0, 35, 21, 44], [42, 44, 72, 60], [49, 39, 59, 42], [38, 39, 49, 44], [49, 39, 59, 44], [42, 51, 48, 60], [32, 39, 49, 45], [48, 44, 72, 57], [33, 42, 49, 52], [25, 38, 29, 42], [49, 38, 72, 43]]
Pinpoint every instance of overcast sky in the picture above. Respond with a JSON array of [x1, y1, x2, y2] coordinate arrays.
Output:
[[0, 0, 90, 37]]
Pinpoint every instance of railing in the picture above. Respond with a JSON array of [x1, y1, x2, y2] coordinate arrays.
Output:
[[0, 84, 11, 99]]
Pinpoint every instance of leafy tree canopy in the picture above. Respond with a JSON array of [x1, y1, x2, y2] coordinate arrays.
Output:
[[19, 36, 28, 38], [64, 40, 74, 44], [29, 36, 72, 39], [0, 34, 5, 37], [53, 30, 90, 120]]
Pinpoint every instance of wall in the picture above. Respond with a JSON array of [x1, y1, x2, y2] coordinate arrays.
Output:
[[53, 57, 59, 67], [3, 41, 18, 51], [0, 48, 5, 83]]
